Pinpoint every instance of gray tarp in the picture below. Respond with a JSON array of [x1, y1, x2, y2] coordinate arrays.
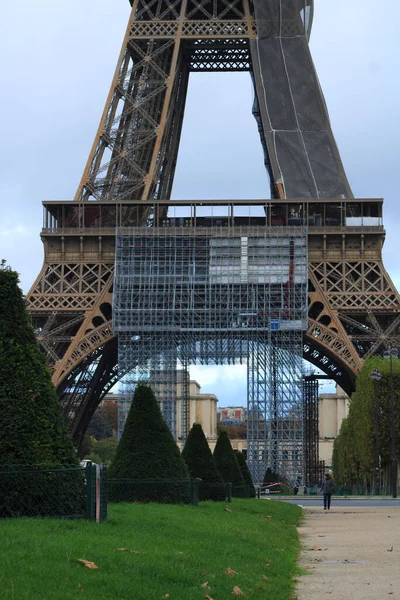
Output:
[[250, 0, 353, 199]]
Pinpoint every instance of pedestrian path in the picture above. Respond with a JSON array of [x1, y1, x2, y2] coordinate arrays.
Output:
[[295, 506, 400, 600]]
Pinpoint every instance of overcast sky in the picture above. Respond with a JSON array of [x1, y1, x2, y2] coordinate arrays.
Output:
[[0, 0, 399, 405]]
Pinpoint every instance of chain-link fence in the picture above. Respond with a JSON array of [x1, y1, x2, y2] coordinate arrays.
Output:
[[108, 478, 196, 505], [107, 478, 238, 505], [0, 463, 101, 520]]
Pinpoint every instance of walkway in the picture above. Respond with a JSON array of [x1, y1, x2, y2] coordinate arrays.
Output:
[[295, 505, 400, 599]]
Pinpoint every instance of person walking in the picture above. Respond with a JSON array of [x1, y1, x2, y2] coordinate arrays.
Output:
[[320, 472, 334, 510]]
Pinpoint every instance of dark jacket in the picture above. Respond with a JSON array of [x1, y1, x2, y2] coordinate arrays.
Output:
[[321, 477, 334, 494]]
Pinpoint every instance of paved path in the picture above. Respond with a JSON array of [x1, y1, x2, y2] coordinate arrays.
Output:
[[280, 498, 400, 507], [295, 506, 400, 600]]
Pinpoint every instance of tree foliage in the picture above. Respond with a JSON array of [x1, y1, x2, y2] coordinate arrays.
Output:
[[213, 430, 245, 496], [108, 384, 188, 503], [85, 437, 118, 464], [182, 423, 224, 500], [0, 265, 82, 516], [235, 451, 256, 497], [0, 266, 78, 466], [333, 357, 400, 488]]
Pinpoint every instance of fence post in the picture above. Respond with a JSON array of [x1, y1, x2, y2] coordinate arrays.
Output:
[[190, 477, 200, 507], [99, 465, 107, 522], [227, 483, 232, 503], [85, 462, 95, 521]]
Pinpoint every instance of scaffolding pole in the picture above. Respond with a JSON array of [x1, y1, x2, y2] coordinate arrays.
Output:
[[113, 223, 307, 482]]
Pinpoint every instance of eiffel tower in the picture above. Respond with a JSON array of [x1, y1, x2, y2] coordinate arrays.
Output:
[[27, 0, 400, 465]]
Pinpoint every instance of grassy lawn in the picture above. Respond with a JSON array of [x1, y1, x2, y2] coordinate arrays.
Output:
[[0, 499, 302, 600]]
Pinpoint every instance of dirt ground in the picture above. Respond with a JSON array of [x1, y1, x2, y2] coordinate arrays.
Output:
[[295, 505, 400, 600]]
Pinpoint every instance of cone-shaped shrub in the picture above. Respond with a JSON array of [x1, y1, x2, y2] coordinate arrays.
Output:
[[213, 429, 246, 497], [236, 451, 256, 498], [182, 423, 225, 501], [108, 384, 188, 503], [263, 467, 282, 494], [0, 264, 83, 517]]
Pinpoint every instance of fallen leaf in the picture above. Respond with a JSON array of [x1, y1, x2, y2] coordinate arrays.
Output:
[[77, 559, 98, 569], [263, 575, 268, 581], [204, 595, 214, 600], [304, 565, 315, 570], [387, 546, 393, 552], [201, 582, 211, 589], [176, 551, 184, 555], [265, 562, 270, 567], [309, 547, 327, 551], [264, 515, 271, 520], [78, 584, 83, 590], [225, 507, 232, 513], [116, 548, 128, 551], [232, 586, 244, 596], [317, 535, 325, 538], [225, 568, 237, 576], [162, 595, 170, 599], [314, 558, 323, 563]]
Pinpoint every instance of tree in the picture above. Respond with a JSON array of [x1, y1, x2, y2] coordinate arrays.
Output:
[[0, 264, 83, 516], [213, 430, 245, 497], [263, 467, 281, 493], [235, 451, 256, 498], [332, 356, 400, 490], [86, 412, 113, 440], [182, 423, 224, 500], [85, 437, 118, 464], [108, 384, 188, 503]]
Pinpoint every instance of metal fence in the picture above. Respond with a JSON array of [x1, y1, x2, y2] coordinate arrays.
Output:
[[0, 463, 105, 520], [107, 478, 259, 505], [0, 464, 258, 520]]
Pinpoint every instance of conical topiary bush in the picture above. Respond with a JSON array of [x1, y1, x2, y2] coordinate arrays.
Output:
[[182, 423, 225, 501], [108, 383, 188, 503], [213, 429, 246, 497], [263, 467, 282, 494], [235, 451, 256, 498], [0, 263, 83, 517]]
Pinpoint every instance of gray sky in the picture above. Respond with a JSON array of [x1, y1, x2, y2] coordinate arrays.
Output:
[[0, 0, 399, 404]]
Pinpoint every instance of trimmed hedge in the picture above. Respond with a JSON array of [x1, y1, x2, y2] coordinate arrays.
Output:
[[213, 430, 246, 497], [236, 451, 256, 498], [108, 384, 188, 503], [0, 265, 83, 517], [182, 423, 225, 501]]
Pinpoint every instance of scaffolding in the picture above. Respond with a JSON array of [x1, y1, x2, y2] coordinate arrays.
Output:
[[302, 374, 327, 486], [113, 221, 308, 483]]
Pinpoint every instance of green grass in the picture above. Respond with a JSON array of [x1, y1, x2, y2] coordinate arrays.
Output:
[[0, 499, 302, 600]]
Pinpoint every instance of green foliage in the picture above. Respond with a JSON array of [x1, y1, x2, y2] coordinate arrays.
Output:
[[213, 430, 245, 496], [263, 467, 282, 493], [85, 437, 118, 464], [235, 451, 256, 497], [0, 267, 83, 516], [182, 423, 224, 500], [333, 356, 400, 487], [78, 433, 92, 459], [86, 412, 113, 440], [108, 384, 188, 503]]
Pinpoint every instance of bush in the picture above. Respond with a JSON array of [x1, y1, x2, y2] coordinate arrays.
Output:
[[108, 384, 188, 503], [236, 451, 256, 498], [182, 424, 225, 501], [0, 264, 83, 517], [213, 430, 246, 497]]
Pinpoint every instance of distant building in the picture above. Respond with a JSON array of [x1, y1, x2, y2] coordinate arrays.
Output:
[[217, 406, 246, 423], [318, 385, 350, 466], [95, 377, 218, 441]]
